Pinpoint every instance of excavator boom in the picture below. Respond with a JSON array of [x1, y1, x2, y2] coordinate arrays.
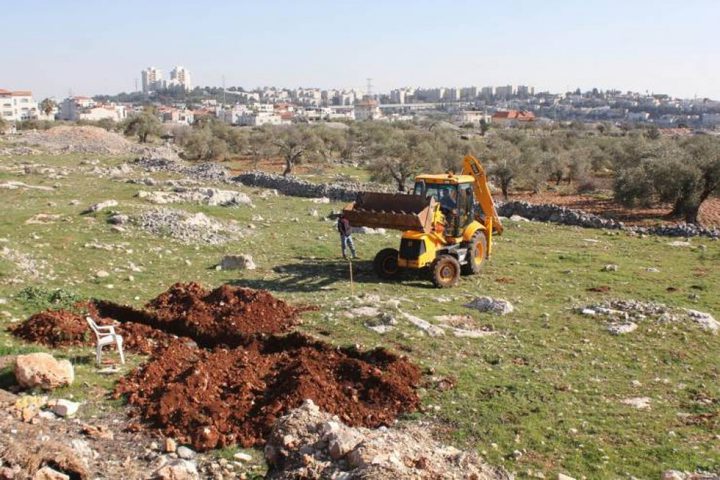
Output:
[[461, 154, 504, 235]]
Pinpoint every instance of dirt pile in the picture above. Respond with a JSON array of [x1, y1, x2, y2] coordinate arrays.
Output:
[[11, 283, 421, 452], [115, 333, 420, 451], [264, 400, 511, 480], [11, 310, 89, 347], [95, 282, 303, 347], [14, 126, 139, 155], [10, 307, 178, 355]]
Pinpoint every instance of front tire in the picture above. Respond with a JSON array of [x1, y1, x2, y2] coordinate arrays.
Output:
[[431, 254, 461, 288], [461, 231, 487, 275], [373, 248, 401, 279]]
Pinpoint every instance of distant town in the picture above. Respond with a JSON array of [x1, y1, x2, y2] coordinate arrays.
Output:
[[3, 65, 720, 131]]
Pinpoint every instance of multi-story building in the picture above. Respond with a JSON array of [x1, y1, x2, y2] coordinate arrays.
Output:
[[354, 97, 382, 121], [0, 89, 39, 122], [516, 85, 534, 98], [494, 85, 515, 99], [169, 66, 192, 91], [141, 67, 164, 93], [480, 86, 494, 99], [59, 96, 126, 122]]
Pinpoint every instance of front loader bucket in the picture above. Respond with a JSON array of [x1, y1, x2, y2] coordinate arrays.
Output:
[[343, 192, 436, 233]]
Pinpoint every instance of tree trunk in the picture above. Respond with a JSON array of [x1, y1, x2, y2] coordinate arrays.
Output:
[[283, 157, 293, 176], [501, 181, 509, 200]]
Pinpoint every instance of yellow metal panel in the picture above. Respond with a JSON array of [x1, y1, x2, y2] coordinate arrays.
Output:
[[415, 173, 475, 184], [462, 220, 485, 242]]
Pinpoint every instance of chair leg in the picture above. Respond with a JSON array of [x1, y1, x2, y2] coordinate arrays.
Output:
[[117, 339, 125, 365]]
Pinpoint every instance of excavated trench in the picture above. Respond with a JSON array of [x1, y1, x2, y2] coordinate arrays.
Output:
[[11, 282, 421, 450]]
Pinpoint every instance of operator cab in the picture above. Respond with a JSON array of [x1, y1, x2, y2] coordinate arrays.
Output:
[[413, 175, 476, 236]]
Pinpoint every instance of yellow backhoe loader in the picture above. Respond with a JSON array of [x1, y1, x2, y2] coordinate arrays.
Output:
[[343, 154, 503, 288]]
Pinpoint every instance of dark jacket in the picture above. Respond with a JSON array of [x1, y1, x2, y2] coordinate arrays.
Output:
[[337, 217, 352, 236]]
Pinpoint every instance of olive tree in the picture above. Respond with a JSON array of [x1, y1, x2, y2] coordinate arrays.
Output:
[[366, 128, 439, 192], [123, 111, 162, 143], [274, 125, 324, 176], [614, 136, 720, 223]]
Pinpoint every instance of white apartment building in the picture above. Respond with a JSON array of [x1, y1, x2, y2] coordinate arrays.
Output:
[[0, 89, 39, 122], [141, 67, 164, 93], [453, 110, 491, 126], [59, 96, 126, 122], [169, 66, 192, 91]]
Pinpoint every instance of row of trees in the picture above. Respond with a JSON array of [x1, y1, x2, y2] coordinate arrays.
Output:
[[61, 111, 714, 225]]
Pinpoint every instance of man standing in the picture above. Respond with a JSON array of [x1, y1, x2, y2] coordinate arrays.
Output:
[[337, 213, 357, 259]]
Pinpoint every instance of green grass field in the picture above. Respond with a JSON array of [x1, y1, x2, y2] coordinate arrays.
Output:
[[1, 152, 719, 479]]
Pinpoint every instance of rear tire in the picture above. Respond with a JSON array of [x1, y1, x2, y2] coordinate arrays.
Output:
[[461, 231, 487, 275], [373, 248, 401, 279], [431, 254, 461, 288]]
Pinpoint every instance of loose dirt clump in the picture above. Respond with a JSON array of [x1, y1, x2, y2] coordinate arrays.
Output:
[[114, 333, 421, 451]]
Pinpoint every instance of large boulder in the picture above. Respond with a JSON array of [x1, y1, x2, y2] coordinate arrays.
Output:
[[14, 353, 74, 390]]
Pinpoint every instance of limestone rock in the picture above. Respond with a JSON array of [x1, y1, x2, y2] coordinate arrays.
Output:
[[219, 254, 256, 271], [81, 199, 118, 214], [151, 459, 199, 480], [14, 353, 74, 390], [53, 399, 80, 417], [33, 467, 69, 480], [465, 297, 514, 315]]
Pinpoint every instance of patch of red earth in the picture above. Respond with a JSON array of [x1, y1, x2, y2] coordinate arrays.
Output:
[[506, 189, 720, 228], [114, 333, 420, 450]]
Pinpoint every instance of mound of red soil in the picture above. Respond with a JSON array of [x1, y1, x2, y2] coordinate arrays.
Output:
[[11, 310, 89, 347], [12, 282, 421, 451], [10, 306, 179, 355], [114, 332, 421, 450], [95, 282, 305, 348]]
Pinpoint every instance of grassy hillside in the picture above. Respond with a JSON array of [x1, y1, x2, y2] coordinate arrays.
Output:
[[1, 152, 719, 479]]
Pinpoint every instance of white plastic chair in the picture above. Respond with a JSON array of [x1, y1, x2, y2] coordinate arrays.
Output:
[[86, 316, 125, 366]]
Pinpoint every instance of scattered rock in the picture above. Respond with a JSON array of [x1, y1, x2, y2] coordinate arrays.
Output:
[[219, 254, 257, 271], [133, 208, 241, 245], [685, 310, 719, 333], [14, 353, 74, 390], [607, 322, 638, 335], [402, 312, 445, 337], [52, 399, 80, 417], [176, 446, 196, 460], [465, 297, 514, 315], [621, 397, 651, 410], [81, 199, 118, 214], [233, 452, 252, 462], [602, 264, 619, 272], [33, 466, 69, 480], [137, 188, 252, 207], [165, 438, 177, 453], [95, 270, 110, 278], [151, 459, 199, 480], [264, 400, 511, 479]]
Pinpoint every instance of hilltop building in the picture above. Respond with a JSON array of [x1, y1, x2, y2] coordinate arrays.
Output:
[[0, 89, 39, 122], [169, 66, 192, 91], [141, 67, 164, 93]]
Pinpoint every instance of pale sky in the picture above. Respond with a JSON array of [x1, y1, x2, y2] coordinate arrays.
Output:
[[2, 0, 718, 100]]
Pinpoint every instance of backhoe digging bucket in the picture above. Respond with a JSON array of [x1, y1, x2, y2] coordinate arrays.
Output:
[[343, 192, 436, 233]]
